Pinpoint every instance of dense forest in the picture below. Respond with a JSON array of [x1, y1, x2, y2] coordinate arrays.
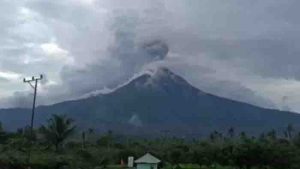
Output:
[[0, 114, 299, 169]]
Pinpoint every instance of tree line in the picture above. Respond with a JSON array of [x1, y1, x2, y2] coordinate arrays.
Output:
[[0, 114, 299, 169]]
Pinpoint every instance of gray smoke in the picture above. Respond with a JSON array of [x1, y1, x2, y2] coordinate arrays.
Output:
[[60, 14, 170, 96], [2, 0, 300, 111]]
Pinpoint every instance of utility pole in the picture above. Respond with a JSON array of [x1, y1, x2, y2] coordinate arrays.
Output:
[[23, 74, 43, 163]]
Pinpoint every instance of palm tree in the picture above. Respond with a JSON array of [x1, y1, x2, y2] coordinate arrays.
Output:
[[39, 114, 76, 151], [209, 132, 216, 142], [88, 128, 94, 135], [228, 127, 235, 139], [267, 129, 277, 140], [240, 131, 247, 140]]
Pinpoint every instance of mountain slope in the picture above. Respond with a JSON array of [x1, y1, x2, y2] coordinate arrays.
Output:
[[0, 68, 300, 137]]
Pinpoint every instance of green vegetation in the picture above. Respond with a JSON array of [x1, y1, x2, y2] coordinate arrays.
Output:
[[39, 114, 76, 151], [0, 115, 300, 169]]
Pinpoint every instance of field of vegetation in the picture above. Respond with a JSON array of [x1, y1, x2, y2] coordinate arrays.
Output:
[[0, 114, 299, 169]]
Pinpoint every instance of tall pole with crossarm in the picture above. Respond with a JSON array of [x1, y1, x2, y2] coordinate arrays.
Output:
[[23, 74, 43, 163]]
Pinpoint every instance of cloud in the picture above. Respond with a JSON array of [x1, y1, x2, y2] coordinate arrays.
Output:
[[0, 0, 300, 113], [40, 42, 73, 64], [0, 71, 22, 82]]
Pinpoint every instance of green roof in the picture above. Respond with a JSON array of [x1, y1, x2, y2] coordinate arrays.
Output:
[[135, 153, 161, 164]]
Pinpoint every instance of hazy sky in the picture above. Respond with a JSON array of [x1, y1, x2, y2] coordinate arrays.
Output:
[[1, 0, 300, 112]]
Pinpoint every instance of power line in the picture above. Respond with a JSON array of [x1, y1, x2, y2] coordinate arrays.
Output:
[[23, 74, 43, 163]]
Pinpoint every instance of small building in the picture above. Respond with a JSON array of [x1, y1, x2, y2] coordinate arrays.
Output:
[[135, 153, 161, 169]]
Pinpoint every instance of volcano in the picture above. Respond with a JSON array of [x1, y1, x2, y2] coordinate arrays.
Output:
[[0, 68, 300, 137]]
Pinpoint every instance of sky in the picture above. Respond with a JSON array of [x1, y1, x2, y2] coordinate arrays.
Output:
[[0, 0, 300, 112]]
